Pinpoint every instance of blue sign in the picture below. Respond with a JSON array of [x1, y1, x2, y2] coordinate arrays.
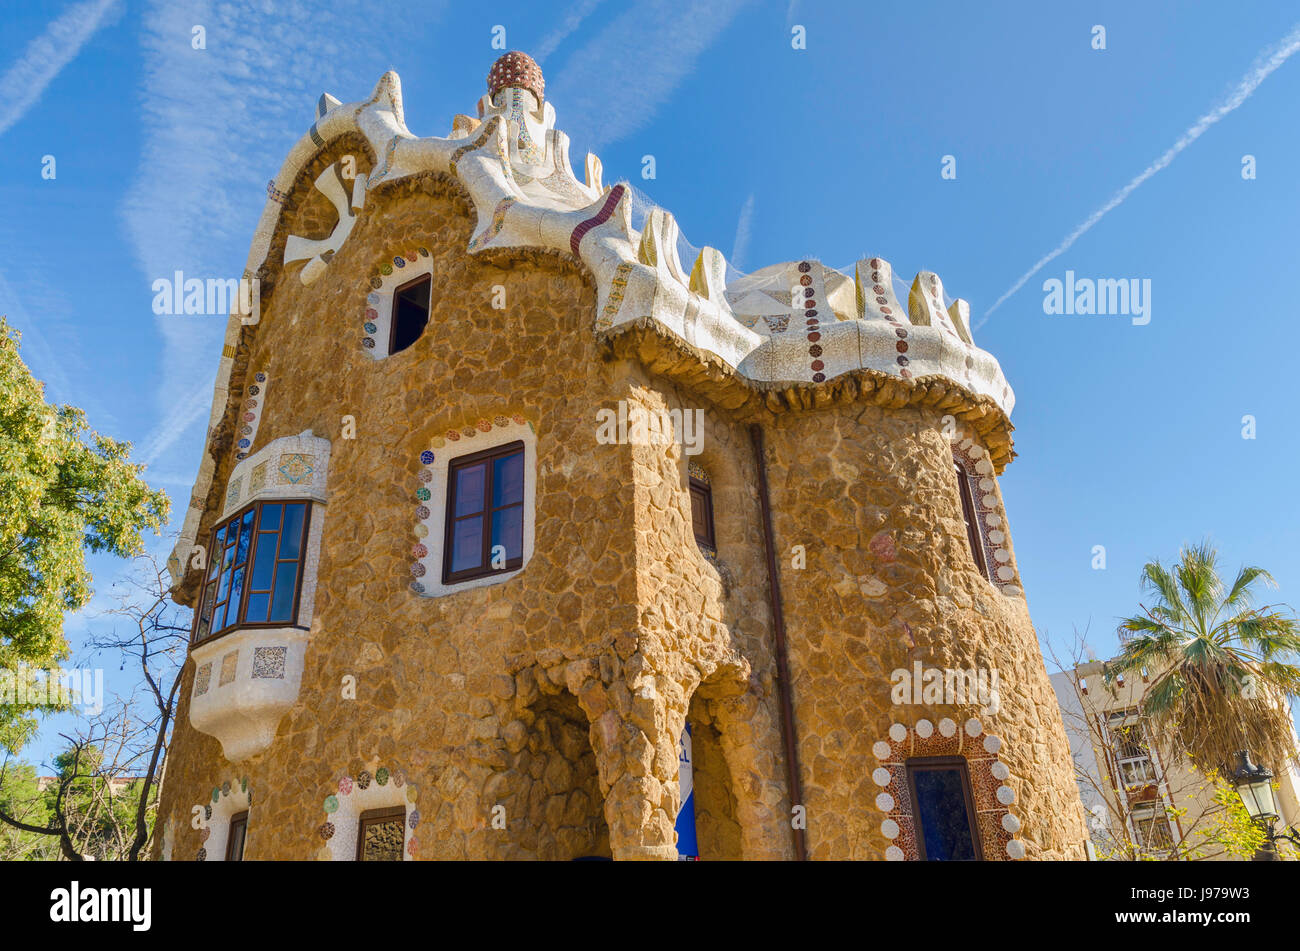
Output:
[[675, 723, 698, 859]]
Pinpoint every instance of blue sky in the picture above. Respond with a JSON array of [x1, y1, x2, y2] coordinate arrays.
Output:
[[3, 0, 1299, 767]]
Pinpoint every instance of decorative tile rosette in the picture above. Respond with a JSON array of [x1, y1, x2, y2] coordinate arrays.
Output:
[[317, 766, 419, 860], [871, 717, 1023, 861], [234, 372, 268, 461], [195, 776, 252, 861]]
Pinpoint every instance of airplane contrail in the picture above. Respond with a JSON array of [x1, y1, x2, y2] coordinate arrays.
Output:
[[978, 22, 1300, 328]]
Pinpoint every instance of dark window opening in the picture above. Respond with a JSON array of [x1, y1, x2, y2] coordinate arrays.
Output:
[[906, 757, 982, 861], [443, 441, 525, 584], [226, 811, 248, 861], [357, 806, 406, 861], [954, 460, 988, 579], [689, 477, 715, 551], [390, 274, 431, 355], [192, 500, 312, 646]]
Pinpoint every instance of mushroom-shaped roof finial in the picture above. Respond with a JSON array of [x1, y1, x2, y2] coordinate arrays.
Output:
[[487, 51, 544, 104]]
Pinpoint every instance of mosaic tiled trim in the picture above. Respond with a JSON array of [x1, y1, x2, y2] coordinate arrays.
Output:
[[910, 270, 977, 389], [468, 197, 517, 252], [570, 183, 626, 257], [196, 776, 252, 861], [193, 662, 213, 697], [448, 116, 500, 177], [252, 647, 287, 680], [856, 258, 914, 380], [234, 372, 268, 462], [951, 431, 1022, 598], [362, 247, 433, 354], [794, 261, 828, 381], [318, 766, 420, 860], [871, 717, 1023, 861], [596, 261, 634, 331], [410, 413, 532, 594]]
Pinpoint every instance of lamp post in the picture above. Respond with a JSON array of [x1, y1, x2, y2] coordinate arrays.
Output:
[[1231, 749, 1300, 860]]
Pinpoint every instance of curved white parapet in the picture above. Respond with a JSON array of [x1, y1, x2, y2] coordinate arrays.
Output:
[[189, 626, 310, 763], [168, 56, 1015, 587]]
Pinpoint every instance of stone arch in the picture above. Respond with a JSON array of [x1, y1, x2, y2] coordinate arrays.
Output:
[[491, 667, 611, 860], [870, 716, 1023, 861], [683, 689, 743, 860]]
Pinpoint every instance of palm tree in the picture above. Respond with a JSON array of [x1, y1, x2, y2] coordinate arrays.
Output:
[[1106, 540, 1300, 778]]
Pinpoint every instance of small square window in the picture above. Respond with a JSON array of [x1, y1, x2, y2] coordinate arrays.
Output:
[[357, 807, 406, 861], [390, 274, 431, 355]]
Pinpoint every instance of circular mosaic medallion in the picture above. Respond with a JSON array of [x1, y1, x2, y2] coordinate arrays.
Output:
[[364, 322, 377, 334], [419, 450, 435, 464], [408, 810, 420, 829], [324, 795, 339, 813], [799, 275, 812, 287], [410, 581, 425, 594], [254, 372, 266, 383], [339, 776, 353, 795], [362, 337, 375, 349], [248, 385, 260, 396], [476, 419, 492, 432], [416, 505, 430, 520], [419, 247, 430, 257], [380, 263, 393, 275], [415, 487, 431, 501], [411, 562, 426, 577], [414, 524, 428, 538], [809, 345, 823, 357], [357, 771, 372, 790], [394, 256, 405, 268], [812, 372, 826, 383], [419, 469, 432, 483], [493, 415, 509, 427], [197, 848, 207, 862], [370, 277, 383, 289], [512, 415, 526, 425], [798, 262, 811, 273], [376, 768, 390, 786]]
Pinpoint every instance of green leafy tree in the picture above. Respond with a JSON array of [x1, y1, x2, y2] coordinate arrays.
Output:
[[1108, 540, 1300, 777], [0, 317, 168, 752]]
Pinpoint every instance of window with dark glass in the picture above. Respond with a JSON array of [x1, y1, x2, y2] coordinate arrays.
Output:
[[193, 501, 312, 645], [905, 757, 982, 861], [226, 811, 248, 861], [357, 806, 406, 861], [689, 477, 715, 551], [390, 274, 431, 355], [953, 460, 988, 579], [443, 442, 525, 584]]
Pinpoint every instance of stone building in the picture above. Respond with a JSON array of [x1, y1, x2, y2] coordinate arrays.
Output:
[[156, 52, 1087, 861]]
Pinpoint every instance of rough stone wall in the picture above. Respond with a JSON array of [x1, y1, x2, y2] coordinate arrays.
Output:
[[760, 400, 1087, 859]]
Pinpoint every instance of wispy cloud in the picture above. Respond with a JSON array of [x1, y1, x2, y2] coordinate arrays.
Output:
[[546, 0, 753, 152], [534, 0, 606, 64], [123, 1, 440, 467], [979, 22, 1300, 327], [730, 193, 755, 271], [0, 0, 122, 139]]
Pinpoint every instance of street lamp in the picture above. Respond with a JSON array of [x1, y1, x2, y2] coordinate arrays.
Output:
[[1231, 749, 1300, 860]]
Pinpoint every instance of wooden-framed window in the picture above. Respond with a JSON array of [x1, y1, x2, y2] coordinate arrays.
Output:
[[192, 500, 312, 646], [356, 806, 406, 861], [390, 273, 431, 355], [442, 441, 525, 584], [905, 756, 982, 861], [953, 460, 988, 579], [226, 811, 249, 861], [689, 474, 715, 551]]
